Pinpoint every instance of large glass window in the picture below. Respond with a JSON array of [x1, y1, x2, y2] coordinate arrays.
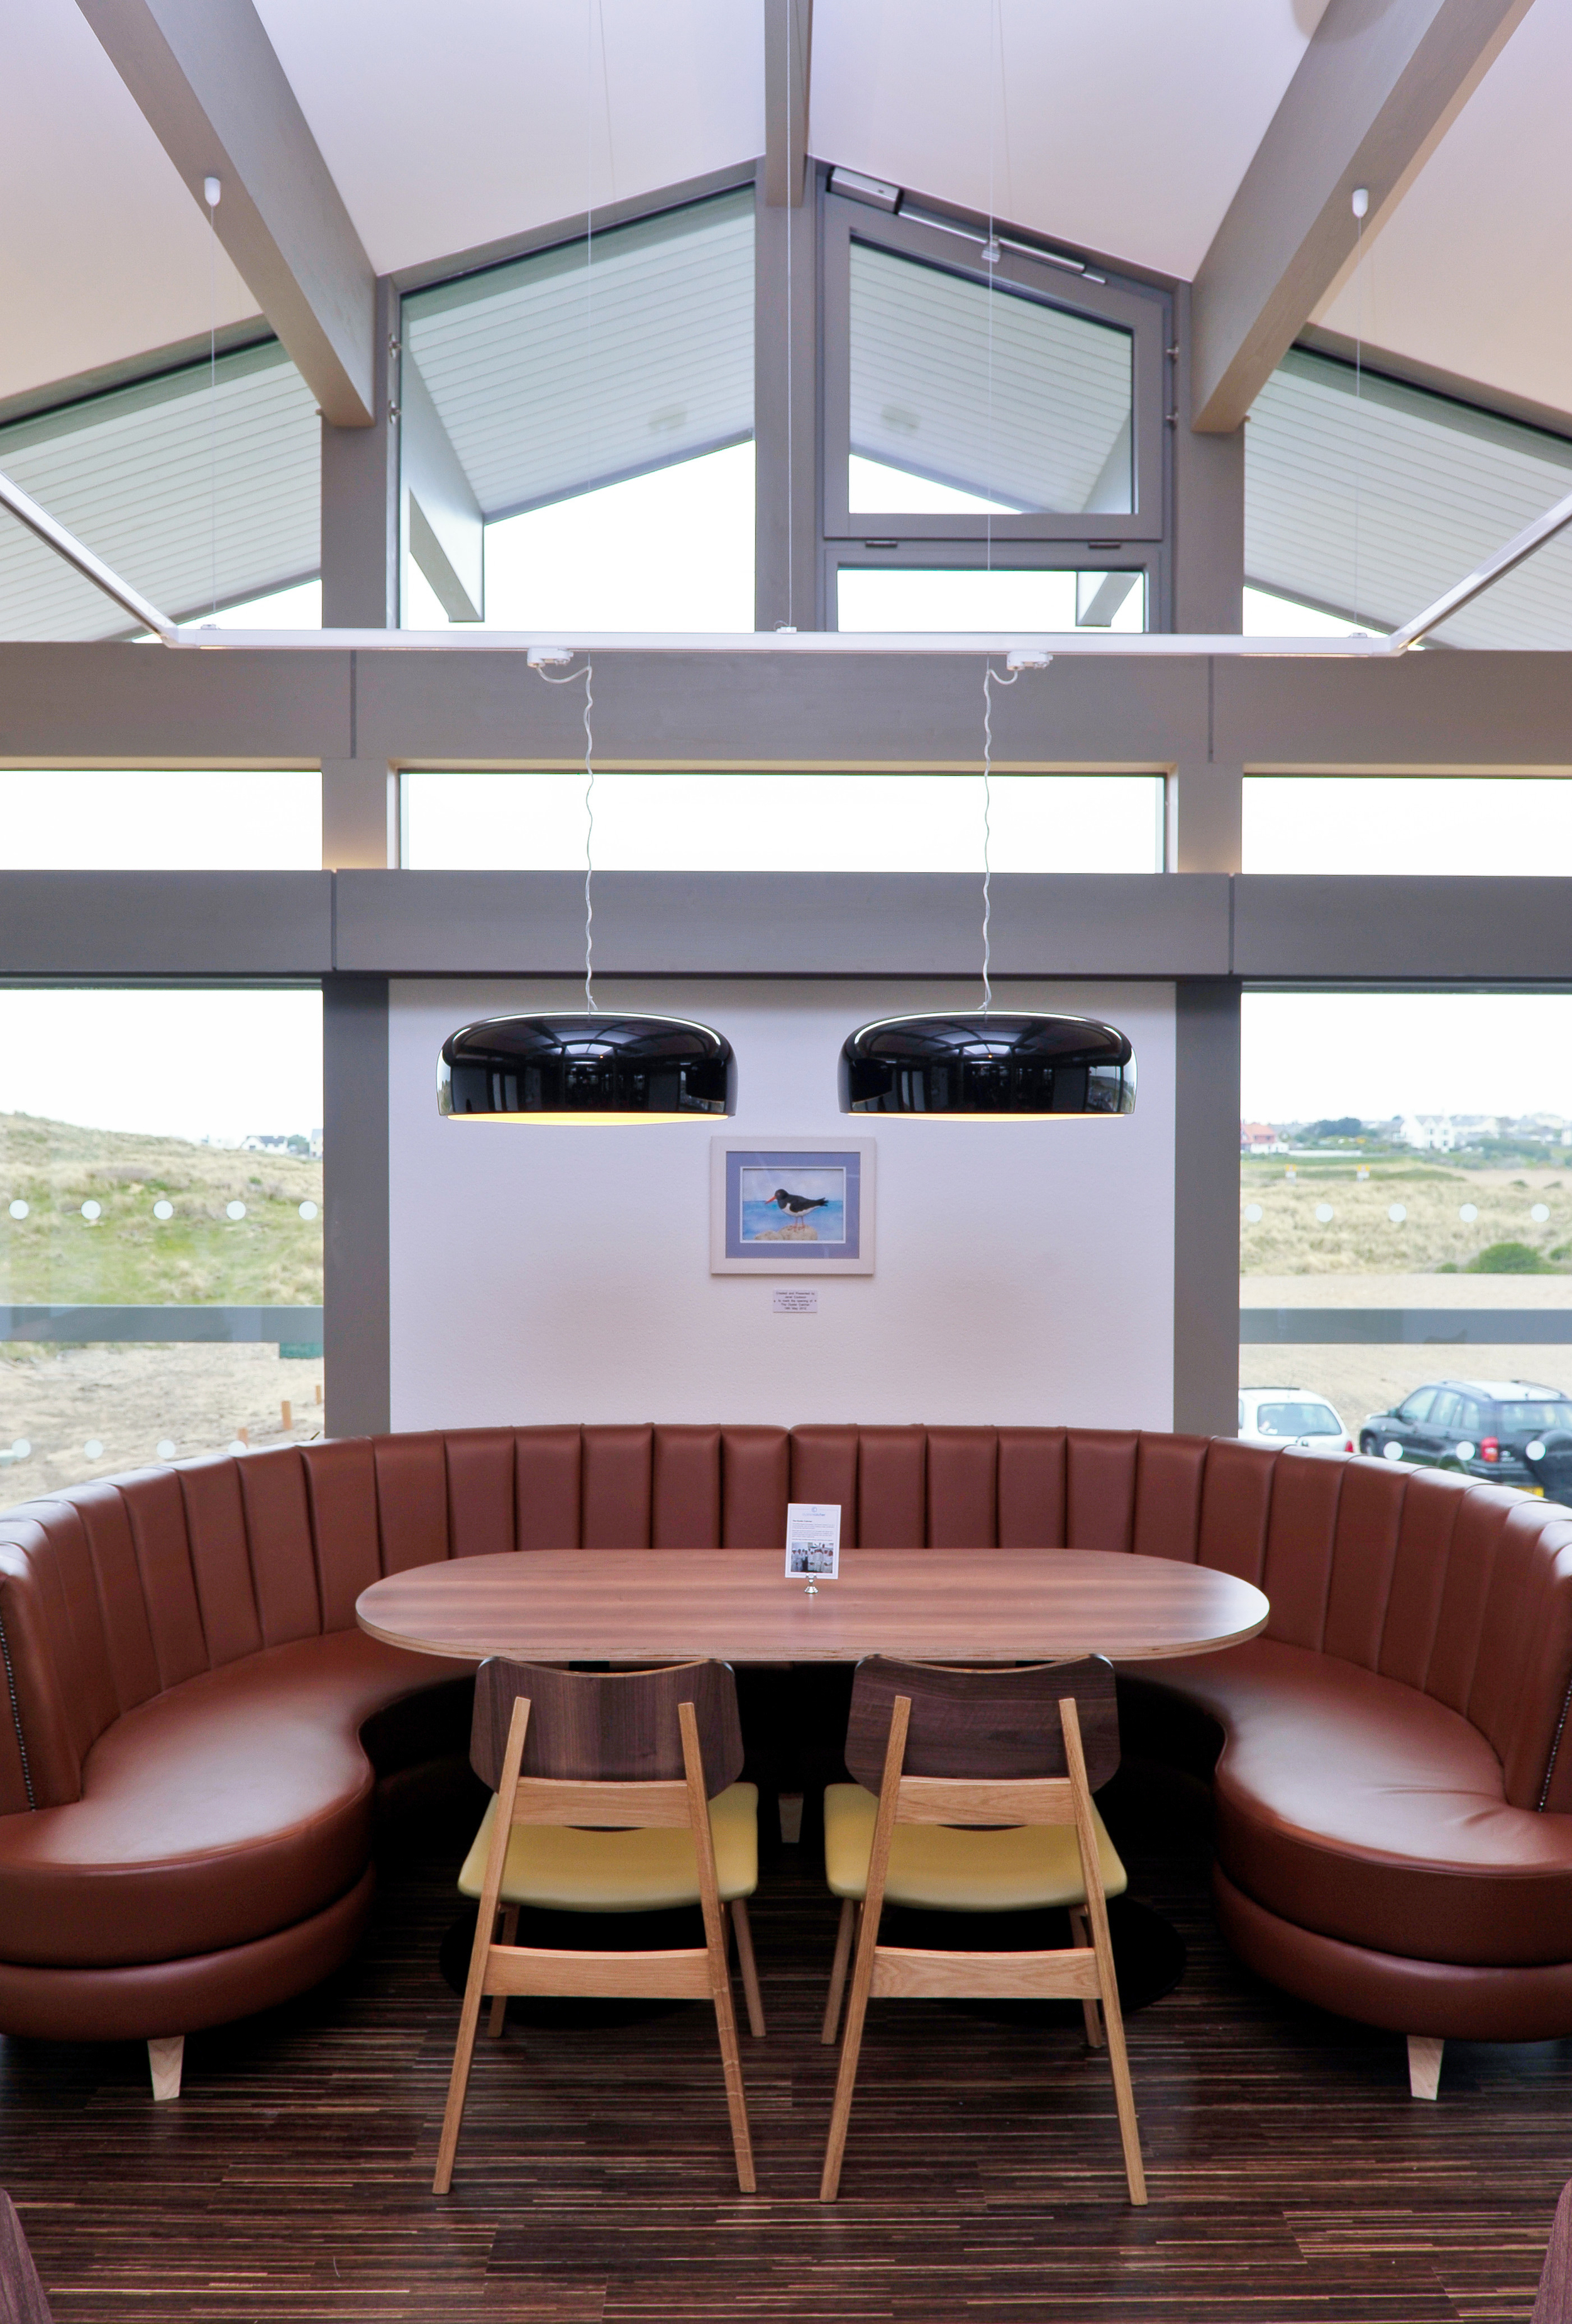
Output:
[[401, 189, 755, 631], [1243, 777, 1572, 877], [836, 565, 1145, 633], [402, 771, 1164, 874], [1239, 991, 1572, 1477], [1246, 348, 1572, 647], [0, 341, 319, 639], [821, 192, 1167, 612], [0, 770, 321, 870], [0, 989, 323, 1498], [848, 240, 1134, 517]]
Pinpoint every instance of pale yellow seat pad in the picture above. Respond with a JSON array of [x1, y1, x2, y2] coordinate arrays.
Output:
[[458, 1783, 758, 1912], [823, 1783, 1127, 1911]]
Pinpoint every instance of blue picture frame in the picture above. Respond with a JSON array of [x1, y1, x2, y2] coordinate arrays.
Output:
[[710, 1137, 876, 1273]]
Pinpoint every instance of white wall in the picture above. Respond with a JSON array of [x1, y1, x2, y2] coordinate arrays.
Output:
[[388, 978, 1175, 1432]]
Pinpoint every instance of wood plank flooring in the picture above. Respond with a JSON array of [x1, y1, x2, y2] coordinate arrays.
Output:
[[2, 1766, 1569, 2323]]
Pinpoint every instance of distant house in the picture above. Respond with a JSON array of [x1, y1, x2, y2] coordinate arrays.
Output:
[[1400, 1115, 1462, 1152], [1241, 1121, 1287, 1155]]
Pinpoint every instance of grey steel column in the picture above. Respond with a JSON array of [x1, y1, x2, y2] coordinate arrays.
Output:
[[323, 975, 390, 1437], [755, 175, 821, 633], [1173, 978, 1243, 1437]]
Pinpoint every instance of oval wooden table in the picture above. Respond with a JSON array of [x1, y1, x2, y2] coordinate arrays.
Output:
[[357, 1547, 1269, 1667]]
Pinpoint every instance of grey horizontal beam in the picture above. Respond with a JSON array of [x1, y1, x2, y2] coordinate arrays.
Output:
[[0, 872, 332, 975], [0, 866, 1569, 982], [6, 641, 1572, 773], [1233, 875, 1572, 982], [75, 0, 378, 424], [1242, 1309, 1572, 1346], [333, 870, 1232, 978], [352, 646, 1209, 772], [0, 645, 350, 763], [0, 1305, 322, 1346], [1190, 0, 1533, 432], [1213, 651, 1572, 768]]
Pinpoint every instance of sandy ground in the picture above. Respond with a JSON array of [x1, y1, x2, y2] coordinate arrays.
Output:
[[0, 1342, 327, 1505], [1238, 1273, 1572, 1432]]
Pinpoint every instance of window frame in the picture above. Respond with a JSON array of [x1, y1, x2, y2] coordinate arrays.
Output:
[[820, 192, 1170, 553], [824, 537, 1152, 636]]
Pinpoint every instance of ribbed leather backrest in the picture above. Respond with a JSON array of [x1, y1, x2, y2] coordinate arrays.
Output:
[[6, 1425, 1572, 1818]]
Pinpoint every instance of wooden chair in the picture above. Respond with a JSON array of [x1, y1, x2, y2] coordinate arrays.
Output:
[[1534, 2180, 1572, 2323], [434, 1657, 762, 2195], [818, 1654, 1146, 2205], [0, 2193, 53, 2324]]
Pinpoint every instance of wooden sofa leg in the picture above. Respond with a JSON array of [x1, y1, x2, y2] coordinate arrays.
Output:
[[148, 2036, 184, 2101], [1407, 2035, 1444, 2100]]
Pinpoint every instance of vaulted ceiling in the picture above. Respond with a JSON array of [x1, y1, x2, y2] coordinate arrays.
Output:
[[1, 0, 1566, 435]]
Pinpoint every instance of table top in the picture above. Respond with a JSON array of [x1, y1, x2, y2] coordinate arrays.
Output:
[[356, 1547, 1269, 1668]]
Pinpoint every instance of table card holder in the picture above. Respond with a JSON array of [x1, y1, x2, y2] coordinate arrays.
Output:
[[786, 1503, 841, 1592]]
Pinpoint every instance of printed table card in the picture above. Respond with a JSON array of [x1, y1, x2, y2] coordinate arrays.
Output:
[[785, 1502, 841, 1580]]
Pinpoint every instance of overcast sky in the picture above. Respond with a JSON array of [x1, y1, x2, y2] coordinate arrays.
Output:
[[1243, 991, 1572, 1125], [0, 988, 322, 1146]]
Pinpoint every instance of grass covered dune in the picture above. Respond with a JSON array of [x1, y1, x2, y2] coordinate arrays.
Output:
[[0, 1112, 323, 1309], [1241, 1158, 1572, 1278]]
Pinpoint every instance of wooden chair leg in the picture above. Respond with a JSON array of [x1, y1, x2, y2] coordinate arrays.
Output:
[[1099, 1980, 1148, 2207], [822, 1898, 855, 2046], [1408, 2034, 1444, 2100], [435, 1696, 529, 2194], [1070, 1906, 1104, 2047], [680, 1700, 756, 2194], [489, 1905, 518, 2038], [821, 1698, 908, 2203], [147, 2035, 184, 2101], [730, 1899, 766, 2039]]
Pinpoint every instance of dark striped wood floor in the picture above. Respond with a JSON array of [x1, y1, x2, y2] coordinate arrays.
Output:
[[2, 1766, 1569, 2323]]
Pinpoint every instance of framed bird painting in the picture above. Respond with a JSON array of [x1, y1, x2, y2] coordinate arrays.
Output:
[[710, 1137, 875, 1274]]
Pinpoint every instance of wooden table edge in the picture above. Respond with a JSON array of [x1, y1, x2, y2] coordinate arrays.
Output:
[[355, 1602, 1270, 1666]]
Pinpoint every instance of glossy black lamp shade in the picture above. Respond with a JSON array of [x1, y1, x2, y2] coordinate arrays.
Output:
[[839, 1012, 1136, 1117], [439, 1012, 735, 1123]]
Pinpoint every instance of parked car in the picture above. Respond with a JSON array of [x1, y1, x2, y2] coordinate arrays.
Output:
[[1238, 1387, 1353, 1452], [1358, 1378, 1572, 1491]]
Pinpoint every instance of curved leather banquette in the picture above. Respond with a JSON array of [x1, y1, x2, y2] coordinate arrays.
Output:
[[2, 1425, 1571, 2088]]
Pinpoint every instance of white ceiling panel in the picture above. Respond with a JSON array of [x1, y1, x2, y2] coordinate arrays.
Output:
[[0, 0, 259, 404], [810, 0, 1331, 282], [1313, 0, 1572, 426], [250, 0, 764, 277]]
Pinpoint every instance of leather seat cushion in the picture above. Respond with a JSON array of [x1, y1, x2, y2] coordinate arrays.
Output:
[[0, 1632, 462, 1969], [822, 1782, 1126, 1911], [457, 1783, 758, 1910], [1137, 1640, 1572, 1967]]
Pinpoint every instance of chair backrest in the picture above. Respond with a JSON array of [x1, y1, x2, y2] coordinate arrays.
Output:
[[469, 1657, 744, 1798], [843, 1655, 1120, 1794], [1534, 2179, 1572, 2324], [0, 2193, 53, 2324]]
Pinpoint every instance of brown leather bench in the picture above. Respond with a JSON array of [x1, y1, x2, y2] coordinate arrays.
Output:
[[2, 1426, 1571, 2100]]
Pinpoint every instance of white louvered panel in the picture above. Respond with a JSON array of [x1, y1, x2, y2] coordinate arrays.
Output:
[[0, 343, 319, 639], [1247, 353, 1572, 648], [848, 240, 1132, 514], [406, 192, 755, 521]]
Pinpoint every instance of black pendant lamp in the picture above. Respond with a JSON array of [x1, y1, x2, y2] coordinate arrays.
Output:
[[841, 1010, 1134, 1117], [440, 1010, 734, 1124], [438, 653, 734, 1124], [839, 658, 1136, 1119]]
